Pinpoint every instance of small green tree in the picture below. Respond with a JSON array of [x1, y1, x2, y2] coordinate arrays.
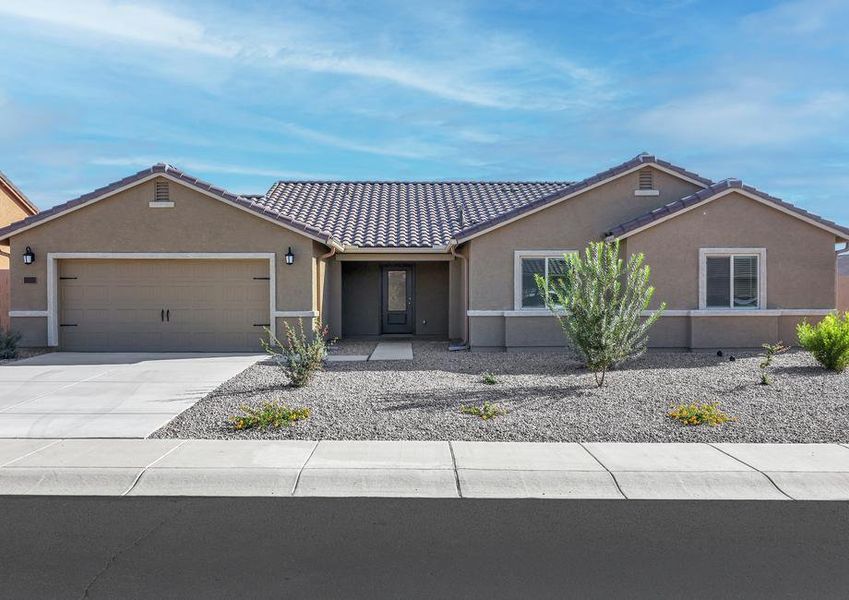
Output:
[[797, 313, 849, 372], [261, 319, 334, 387], [536, 240, 665, 387]]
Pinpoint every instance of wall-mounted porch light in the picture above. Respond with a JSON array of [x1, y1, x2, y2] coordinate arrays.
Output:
[[22, 246, 35, 265], [285, 247, 295, 266]]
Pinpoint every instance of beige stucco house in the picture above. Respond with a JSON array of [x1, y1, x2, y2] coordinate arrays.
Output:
[[0, 172, 39, 332], [1, 153, 847, 352]]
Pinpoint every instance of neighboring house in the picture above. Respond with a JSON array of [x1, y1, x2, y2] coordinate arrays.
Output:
[[0, 153, 847, 352], [0, 172, 39, 332], [839, 254, 849, 314]]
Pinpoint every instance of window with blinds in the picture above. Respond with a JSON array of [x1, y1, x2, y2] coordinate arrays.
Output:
[[518, 253, 574, 308], [705, 254, 759, 308]]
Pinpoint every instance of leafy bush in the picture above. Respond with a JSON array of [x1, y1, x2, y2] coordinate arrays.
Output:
[[261, 318, 334, 387], [460, 401, 507, 420], [536, 240, 665, 387], [797, 313, 849, 372], [759, 341, 788, 385], [668, 403, 734, 427], [0, 329, 22, 360], [481, 371, 498, 385], [230, 400, 311, 430]]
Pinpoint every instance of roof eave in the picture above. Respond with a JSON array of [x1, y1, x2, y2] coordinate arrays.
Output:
[[609, 183, 849, 242]]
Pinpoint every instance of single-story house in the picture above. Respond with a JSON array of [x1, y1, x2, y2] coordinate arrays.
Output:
[[1, 153, 847, 352], [839, 254, 849, 314], [0, 171, 39, 332]]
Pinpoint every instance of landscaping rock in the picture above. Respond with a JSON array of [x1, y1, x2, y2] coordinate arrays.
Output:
[[151, 342, 849, 443]]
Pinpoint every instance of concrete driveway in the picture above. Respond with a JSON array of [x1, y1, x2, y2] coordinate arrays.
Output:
[[0, 353, 264, 438]]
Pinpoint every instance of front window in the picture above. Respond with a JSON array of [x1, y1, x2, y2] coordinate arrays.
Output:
[[704, 253, 760, 309], [517, 253, 573, 308]]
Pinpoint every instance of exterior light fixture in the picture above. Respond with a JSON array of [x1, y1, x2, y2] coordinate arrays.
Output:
[[22, 246, 35, 265], [285, 247, 295, 265]]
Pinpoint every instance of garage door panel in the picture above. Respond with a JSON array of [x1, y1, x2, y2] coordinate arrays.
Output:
[[59, 259, 270, 352]]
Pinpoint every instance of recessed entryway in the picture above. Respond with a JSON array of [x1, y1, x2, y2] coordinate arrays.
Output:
[[340, 261, 448, 338]]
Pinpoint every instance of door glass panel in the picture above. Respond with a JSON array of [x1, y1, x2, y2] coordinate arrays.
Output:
[[387, 270, 407, 311]]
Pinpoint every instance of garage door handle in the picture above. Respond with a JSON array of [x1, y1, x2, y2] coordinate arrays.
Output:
[[161, 309, 165, 322], [166, 309, 170, 322]]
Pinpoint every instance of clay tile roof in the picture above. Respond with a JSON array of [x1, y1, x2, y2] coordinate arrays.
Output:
[[606, 178, 849, 240], [260, 180, 572, 248]]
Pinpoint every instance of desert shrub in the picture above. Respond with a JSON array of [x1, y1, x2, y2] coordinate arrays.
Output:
[[0, 329, 22, 360], [797, 313, 849, 372], [230, 400, 311, 430], [481, 371, 498, 385], [759, 341, 789, 385], [460, 401, 507, 420], [668, 403, 734, 427], [261, 318, 333, 387], [536, 240, 665, 387]]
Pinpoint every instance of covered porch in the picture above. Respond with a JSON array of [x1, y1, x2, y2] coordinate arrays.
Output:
[[323, 253, 465, 341]]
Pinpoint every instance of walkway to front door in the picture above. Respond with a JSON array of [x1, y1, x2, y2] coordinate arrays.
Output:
[[369, 341, 414, 361]]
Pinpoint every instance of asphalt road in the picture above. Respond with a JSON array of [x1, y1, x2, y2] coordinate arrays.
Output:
[[1, 497, 848, 599]]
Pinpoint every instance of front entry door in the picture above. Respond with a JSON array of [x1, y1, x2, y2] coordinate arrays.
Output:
[[381, 265, 415, 334]]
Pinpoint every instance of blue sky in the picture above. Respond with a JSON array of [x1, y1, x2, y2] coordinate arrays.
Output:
[[0, 0, 847, 226]]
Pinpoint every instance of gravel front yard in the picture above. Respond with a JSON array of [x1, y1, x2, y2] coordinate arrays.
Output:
[[152, 341, 849, 443]]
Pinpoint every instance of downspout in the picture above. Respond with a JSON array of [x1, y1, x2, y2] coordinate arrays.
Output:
[[836, 241, 848, 313], [319, 240, 340, 334], [449, 240, 469, 347]]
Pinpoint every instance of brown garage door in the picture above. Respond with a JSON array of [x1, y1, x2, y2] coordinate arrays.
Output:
[[59, 259, 270, 351]]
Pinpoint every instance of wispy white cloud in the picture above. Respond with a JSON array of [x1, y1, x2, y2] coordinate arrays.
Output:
[[0, 0, 612, 111], [90, 156, 335, 180], [275, 122, 447, 159], [741, 0, 849, 37], [636, 87, 849, 146], [0, 0, 239, 57]]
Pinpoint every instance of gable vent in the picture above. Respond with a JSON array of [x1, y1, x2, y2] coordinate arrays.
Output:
[[638, 168, 654, 190], [154, 180, 170, 202]]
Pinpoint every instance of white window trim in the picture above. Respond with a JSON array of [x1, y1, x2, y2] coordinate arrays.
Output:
[[45, 252, 279, 347], [148, 201, 175, 208], [698, 248, 767, 310], [633, 189, 660, 196], [513, 250, 577, 310]]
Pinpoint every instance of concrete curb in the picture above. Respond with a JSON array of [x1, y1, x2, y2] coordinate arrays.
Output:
[[0, 440, 848, 499]]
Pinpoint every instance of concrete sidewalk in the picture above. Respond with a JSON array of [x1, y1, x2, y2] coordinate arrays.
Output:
[[1, 440, 848, 500]]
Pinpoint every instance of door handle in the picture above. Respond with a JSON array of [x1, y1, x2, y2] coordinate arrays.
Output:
[[166, 309, 170, 322], [161, 309, 165, 322]]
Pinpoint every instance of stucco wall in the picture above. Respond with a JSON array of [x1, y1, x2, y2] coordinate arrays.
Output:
[[7, 177, 324, 345], [341, 262, 381, 336], [466, 167, 702, 311], [1, 183, 34, 332], [415, 262, 449, 336], [626, 192, 837, 310]]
